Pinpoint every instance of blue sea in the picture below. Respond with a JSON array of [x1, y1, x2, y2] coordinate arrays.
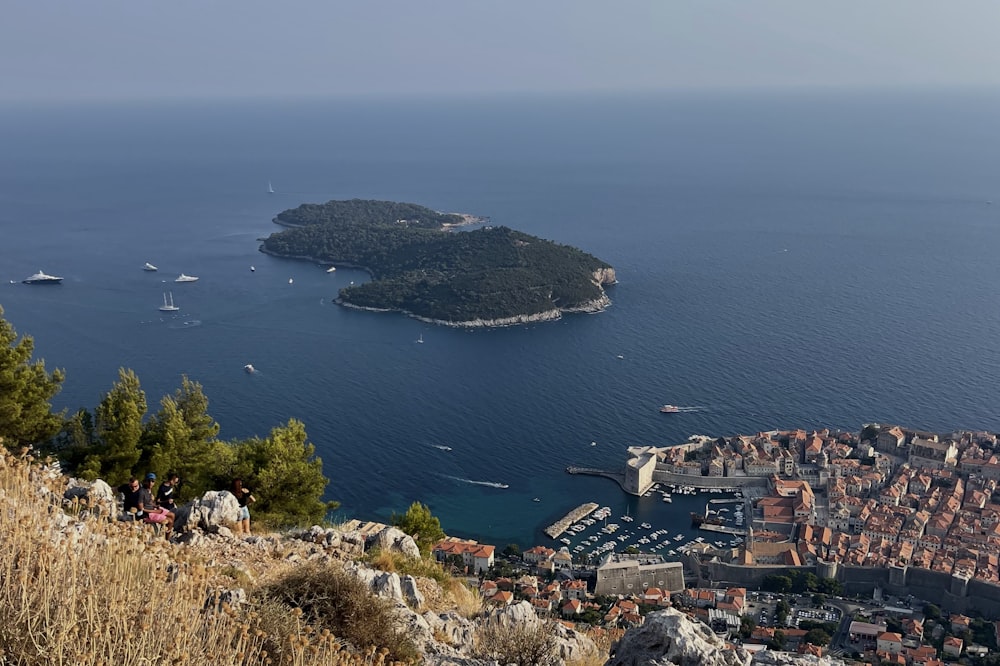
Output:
[[1, 89, 1000, 550]]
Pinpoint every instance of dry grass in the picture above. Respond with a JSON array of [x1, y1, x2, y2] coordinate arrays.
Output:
[[363, 549, 482, 617], [471, 618, 561, 666], [0, 450, 415, 666]]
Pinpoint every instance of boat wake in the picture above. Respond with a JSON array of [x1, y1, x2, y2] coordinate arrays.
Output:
[[673, 406, 705, 413], [442, 475, 509, 489]]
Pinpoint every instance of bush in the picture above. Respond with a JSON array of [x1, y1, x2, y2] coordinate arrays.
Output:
[[472, 618, 560, 666], [259, 562, 419, 663]]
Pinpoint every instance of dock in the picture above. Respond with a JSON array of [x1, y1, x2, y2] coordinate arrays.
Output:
[[697, 523, 746, 536], [544, 502, 600, 539]]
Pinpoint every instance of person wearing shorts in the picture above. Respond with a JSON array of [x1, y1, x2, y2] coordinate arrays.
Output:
[[231, 478, 255, 535], [140, 473, 174, 532]]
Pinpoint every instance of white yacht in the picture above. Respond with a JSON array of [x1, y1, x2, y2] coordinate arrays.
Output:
[[175, 274, 199, 283], [244, 364, 256, 374], [22, 270, 63, 285], [326, 265, 337, 273], [143, 262, 158, 272]]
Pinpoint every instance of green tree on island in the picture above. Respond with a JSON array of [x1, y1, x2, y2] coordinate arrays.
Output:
[[0, 306, 65, 450], [392, 501, 445, 555]]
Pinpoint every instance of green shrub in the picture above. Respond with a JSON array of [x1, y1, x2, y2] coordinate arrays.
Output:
[[260, 562, 419, 663]]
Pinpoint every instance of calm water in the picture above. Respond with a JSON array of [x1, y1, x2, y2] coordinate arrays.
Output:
[[1, 90, 999, 549]]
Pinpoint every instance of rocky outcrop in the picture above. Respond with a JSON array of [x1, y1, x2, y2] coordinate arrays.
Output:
[[370, 526, 422, 559], [751, 652, 845, 666], [63, 478, 116, 517], [173, 490, 240, 533], [593, 266, 618, 286], [606, 608, 750, 666], [606, 608, 846, 666]]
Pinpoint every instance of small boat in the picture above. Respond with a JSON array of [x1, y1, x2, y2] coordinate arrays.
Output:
[[326, 266, 337, 273], [268, 181, 275, 194], [616, 354, 624, 359], [22, 270, 63, 285], [143, 262, 158, 272], [288, 278, 294, 284], [244, 364, 256, 374], [175, 274, 199, 283], [590, 441, 597, 446], [250, 266, 255, 272], [660, 404, 680, 414], [158, 292, 179, 312], [532, 497, 541, 502], [416, 334, 424, 344]]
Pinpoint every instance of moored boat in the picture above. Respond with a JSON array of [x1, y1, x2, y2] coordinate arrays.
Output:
[[158, 292, 179, 312], [22, 270, 63, 285]]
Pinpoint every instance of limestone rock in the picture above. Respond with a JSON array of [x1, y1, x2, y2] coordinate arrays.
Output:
[[423, 611, 477, 652], [64, 478, 116, 517], [401, 574, 425, 608], [751, 652, 845, 666], [174, 490, 240, 532], [606, 607, 751, 666], [371, 526, 422, 559]]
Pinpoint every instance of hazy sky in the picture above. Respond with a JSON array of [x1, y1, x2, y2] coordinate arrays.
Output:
[[2, 1, 999, 102]]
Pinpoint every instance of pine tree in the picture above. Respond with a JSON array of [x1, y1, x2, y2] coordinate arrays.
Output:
[[230, 418, 334, 526], [87, 368, 147, 484], [391, 501, 445, 555], [0, 306, 65, 449], [144, 376, 227, 498]]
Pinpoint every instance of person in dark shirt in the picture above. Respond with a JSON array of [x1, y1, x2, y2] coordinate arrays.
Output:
[[156, 472, 180, 513], [118, 477, 142, 519], [231, 478, 255, 535]]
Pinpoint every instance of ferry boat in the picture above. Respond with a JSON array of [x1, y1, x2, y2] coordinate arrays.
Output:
[[22, 270, 63, 285], [659, 404, 680, 414]]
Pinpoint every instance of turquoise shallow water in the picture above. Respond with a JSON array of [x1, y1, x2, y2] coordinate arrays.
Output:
[[1, 90, 1000, 548]]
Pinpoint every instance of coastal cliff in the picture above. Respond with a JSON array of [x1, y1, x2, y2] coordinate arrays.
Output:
[[260, 199, 616, 328]]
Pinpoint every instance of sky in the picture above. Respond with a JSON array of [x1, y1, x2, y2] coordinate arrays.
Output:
[[2, 1, 999, 102]]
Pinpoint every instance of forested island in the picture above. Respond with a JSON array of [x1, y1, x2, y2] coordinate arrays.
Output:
[[261, 199, 617, 327]]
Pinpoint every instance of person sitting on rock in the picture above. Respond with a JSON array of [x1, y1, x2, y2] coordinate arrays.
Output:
[[156, 472, 180, 514], [118, 477, 143, 520], [139, 473, 174, 533]]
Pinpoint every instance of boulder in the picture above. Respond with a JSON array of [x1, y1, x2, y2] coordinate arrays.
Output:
[[370, 526, 421, 559], [173, 490, 240, 533], [606, 607, 751, 666], [64, 478, 116, 517], [401, 574, 425, 608], [423, 611, 477, 652]]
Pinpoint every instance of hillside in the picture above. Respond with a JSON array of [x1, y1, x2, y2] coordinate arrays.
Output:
[[261, 199, 617, 327]]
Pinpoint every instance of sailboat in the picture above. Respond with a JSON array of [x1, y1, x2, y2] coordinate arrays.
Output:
[[159, 292, 179, 312], [416, 334, 424, 344], [268, 181, 275, 194]]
